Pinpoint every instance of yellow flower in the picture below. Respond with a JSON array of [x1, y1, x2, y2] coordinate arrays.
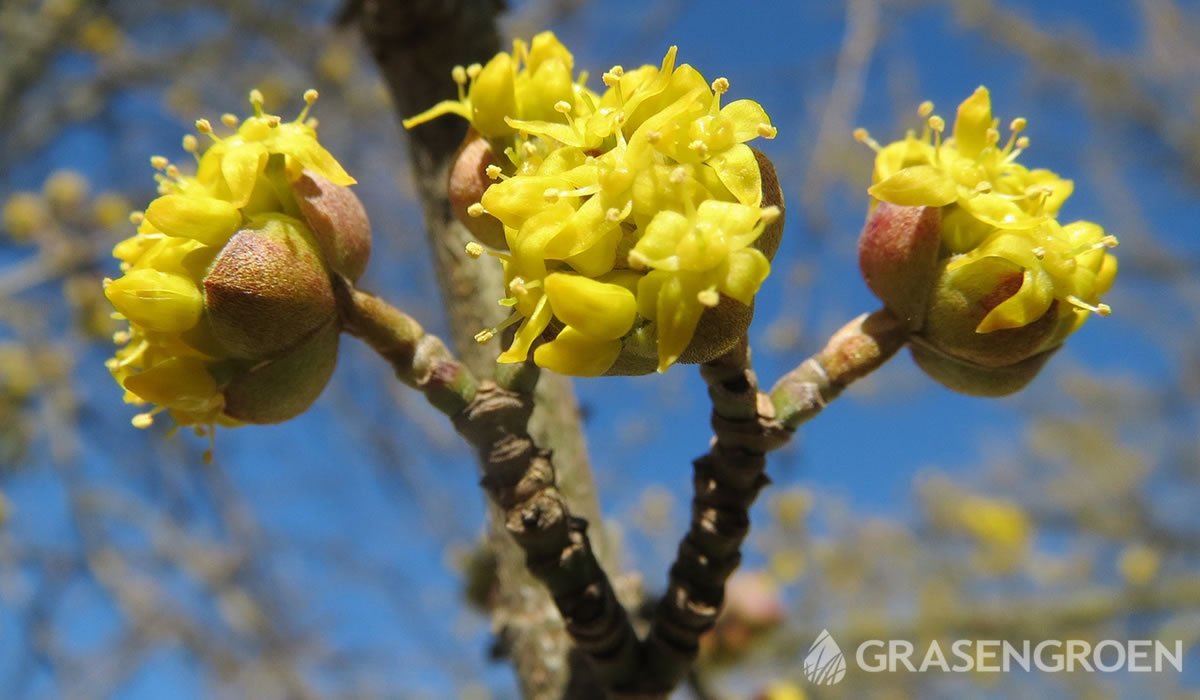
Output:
[[409, 33, 780, 375], [105, 90, 355, 439]]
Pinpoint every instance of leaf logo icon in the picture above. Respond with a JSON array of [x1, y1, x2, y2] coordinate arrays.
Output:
[[804, 629, 847, 685]]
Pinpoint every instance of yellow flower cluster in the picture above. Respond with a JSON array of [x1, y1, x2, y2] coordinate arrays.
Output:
[[105, 90, 352, 432], [858, 87, 1117, 337], [405, 32, 779, 374]]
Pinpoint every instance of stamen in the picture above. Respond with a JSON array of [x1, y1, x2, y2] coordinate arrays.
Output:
[[221, 113, 240, 128], [466, 63, 482, 80], [605, 207, 624, 223], [697, 287, 720, 307], [1032, 246, 1046, 259], [451, 65, 467, 85], [474, 329, 495, 344], [985, 128, 1001, 146], [165, 165, 180, 179], [485, 164, 503, 180], [553, 100, 572, 114], [627, 250, 648, 270], [129, 211, 144, 225], [112, 330, 130, 344], [466, 202, 487, 217], [543, 188, 561, 202], [150, 155, 169, 170], [760, 205, 782, 224], [297, 89, 319, 122], [669, 166, 688, 184], [195, 118, 215, 137], [465, 241, 484, 258], [1016, 136, 1030, 150], [688, 139, 709, 158], [131, 412, 155, 429], [1009, 117, 1027, 133], [181, 134, 199, 154], [645, 130, 662, 144], [711, 77, 730, 95], [917, 100, 934, 118], [248, 89, 265, 116], [853, 127, 881, 152], [1066, 295, 1111, 317], [266, 115, 282, 128], [757, 123, 778, 139]]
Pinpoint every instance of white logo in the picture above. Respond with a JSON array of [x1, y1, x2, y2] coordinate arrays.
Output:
[[804, 629, 847, 685]]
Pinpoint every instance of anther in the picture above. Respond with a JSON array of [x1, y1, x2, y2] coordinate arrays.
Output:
[[304, 89, 319, 104], [248, 89, 264, 108], [466, 63, 482, 80], [1009, 117, 1027, 133], [451, 65, 467, 84], [917, 100, 934, 118], [129, 211, 144, 225], [711, 77, 730, 94], [760, 205, 781, 224], [669, 166, 688, 184], [757, 123, 778, 139], [221, 113, 239, 128], [181, 134, 199, 153], [928, 115, 946, 133], [485, 164, 503, 180], [986, 128, 1001, 146], [553, 100, 572, 114], [1016, 136, 1030, 149], [466, 202, 487, 217], [465, 241, 484, 258], [1032, 246, 1046, 259], [195, 118, 213, 134], [165, 165, 180, 179], [474, 329, 495, 344], [605, 207, 624, 223], [543, 188, 561, 202], [266, 115, 281, 128], [645, 130, 662, 144], [112, 330, 130, 344], [150, 155, 168, 170], [853, 127, 881, 151], [697, 288, 720, 307]]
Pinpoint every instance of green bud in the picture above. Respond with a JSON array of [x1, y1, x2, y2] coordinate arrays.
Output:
[[910, 343, 1055, 397], [203, 214, 336, 359], [222, 322, 339, 423], [293, 170, 372, 282]]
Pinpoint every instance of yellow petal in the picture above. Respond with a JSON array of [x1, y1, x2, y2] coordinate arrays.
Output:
[[402, 99, 472, 129], [633, 209, 689, 270], [533, 327, 621, 376], [654, 275, 704, 372], [498, 295, 552, 363], [469, 52, 517, 138], [105, 269, 203, 333], [544, 273, 637, 340], [122, 357, 218, 410], [721, 99, 772, 143], [867, 165, 958, 207], [953, 86, 993, 159], [221, 142, 268, 207], [720, 248, 770, 305], [976, 266, 1054, 332], [705, 143, 761, 207], [144, 194, 241, 246]]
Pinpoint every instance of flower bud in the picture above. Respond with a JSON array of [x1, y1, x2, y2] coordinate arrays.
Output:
[[293, 170, 372, 281], [204, 215, 336, 359], [447, 135, 507, 249], [105, 89, 356, 431], [222, 322, 339, 423], [855, 87, 1118, 396], [858, 202, 940, 329]]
